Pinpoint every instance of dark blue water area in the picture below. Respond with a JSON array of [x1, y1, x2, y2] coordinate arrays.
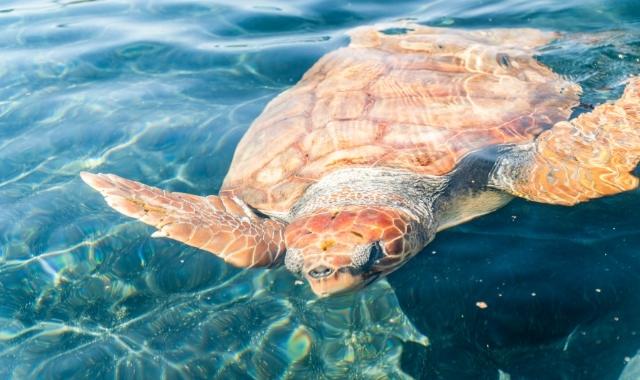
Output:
[[1, 0, 640, 379]]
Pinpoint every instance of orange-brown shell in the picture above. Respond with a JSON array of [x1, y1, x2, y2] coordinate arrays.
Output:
[[221, 24, 581, 215]]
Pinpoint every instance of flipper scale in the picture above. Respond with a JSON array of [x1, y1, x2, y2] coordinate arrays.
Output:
[[80, 172, 286, 267], [491, 77, 640, 205]]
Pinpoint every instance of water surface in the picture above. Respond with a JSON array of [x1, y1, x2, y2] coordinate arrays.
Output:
[[1, 0, 640, 379]]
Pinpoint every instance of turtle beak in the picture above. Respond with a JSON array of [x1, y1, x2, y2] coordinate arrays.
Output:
[[308, 265, 334, 279], [304, 265, 364, 297]]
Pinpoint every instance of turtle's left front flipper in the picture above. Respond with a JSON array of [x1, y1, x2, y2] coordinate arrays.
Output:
[[81, 172, 286, 267], [490, 77, 640, 205]]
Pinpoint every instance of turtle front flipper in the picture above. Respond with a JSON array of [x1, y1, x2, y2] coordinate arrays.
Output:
[[80, 172, 286, 267], [490, 77, 640, 205]]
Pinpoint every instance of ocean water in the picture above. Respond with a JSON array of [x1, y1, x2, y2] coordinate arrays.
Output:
[[1, 0, 640, 379]]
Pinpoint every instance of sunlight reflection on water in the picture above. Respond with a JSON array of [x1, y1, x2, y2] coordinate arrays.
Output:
[[1, 0, 640, 379]]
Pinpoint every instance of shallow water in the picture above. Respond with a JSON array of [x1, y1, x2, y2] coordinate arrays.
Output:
[[1, 0, 640, 379]]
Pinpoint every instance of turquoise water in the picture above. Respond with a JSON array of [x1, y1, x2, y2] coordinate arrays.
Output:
[[1, 0, 640, 379]]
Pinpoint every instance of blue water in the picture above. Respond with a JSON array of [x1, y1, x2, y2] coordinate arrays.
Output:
[[1, 1, 640, 379]]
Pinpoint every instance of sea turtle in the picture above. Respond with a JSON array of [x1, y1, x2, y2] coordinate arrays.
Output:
[[81, 24, 640, 297]]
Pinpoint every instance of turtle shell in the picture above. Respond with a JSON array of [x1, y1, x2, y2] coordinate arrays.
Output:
[[221, 24, 581, 215]]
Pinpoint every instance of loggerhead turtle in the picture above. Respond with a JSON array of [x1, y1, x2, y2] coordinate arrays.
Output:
[[81, 24, 640, 297]]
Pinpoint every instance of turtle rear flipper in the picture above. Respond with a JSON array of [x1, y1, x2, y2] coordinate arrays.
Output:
[[490, 77, 640, 205], [80, 172, 286, 267]]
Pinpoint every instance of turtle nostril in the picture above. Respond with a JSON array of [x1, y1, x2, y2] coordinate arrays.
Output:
[[308, 265, 333, 279]]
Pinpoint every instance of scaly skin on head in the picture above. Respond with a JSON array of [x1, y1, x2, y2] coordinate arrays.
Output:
[[281, 167, 444, 296], [284, 206, 424, 296]]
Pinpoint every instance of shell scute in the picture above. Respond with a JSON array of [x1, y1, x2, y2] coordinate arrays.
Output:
[[298, 145, 389, 177], [222, 24, 580, 214], [328, 91, 368, 120]]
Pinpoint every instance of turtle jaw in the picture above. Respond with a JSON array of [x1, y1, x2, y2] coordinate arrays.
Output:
[[284, 205, 423, 296], [304, 269, 365, 297], [301, 244, 385, 296]]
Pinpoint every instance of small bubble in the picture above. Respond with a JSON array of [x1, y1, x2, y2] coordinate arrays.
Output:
[[531, 292, 537, 297]]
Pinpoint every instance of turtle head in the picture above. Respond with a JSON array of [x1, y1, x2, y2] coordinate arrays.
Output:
[[283, 206, 423, 297]]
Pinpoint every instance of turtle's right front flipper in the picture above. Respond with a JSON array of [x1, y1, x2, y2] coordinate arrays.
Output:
[[490, 77, 640, 205], [80, 172, 286, 268]]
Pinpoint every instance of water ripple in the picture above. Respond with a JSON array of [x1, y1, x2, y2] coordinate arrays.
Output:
[[1, 0, 640, 379]]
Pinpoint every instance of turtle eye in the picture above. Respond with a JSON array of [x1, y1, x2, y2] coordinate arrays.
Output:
[[369, 241, 384, 265]]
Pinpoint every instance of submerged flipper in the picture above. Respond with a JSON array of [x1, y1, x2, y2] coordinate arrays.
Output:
[[490, 77, 640, 205], [80, 173, 286, 267]]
